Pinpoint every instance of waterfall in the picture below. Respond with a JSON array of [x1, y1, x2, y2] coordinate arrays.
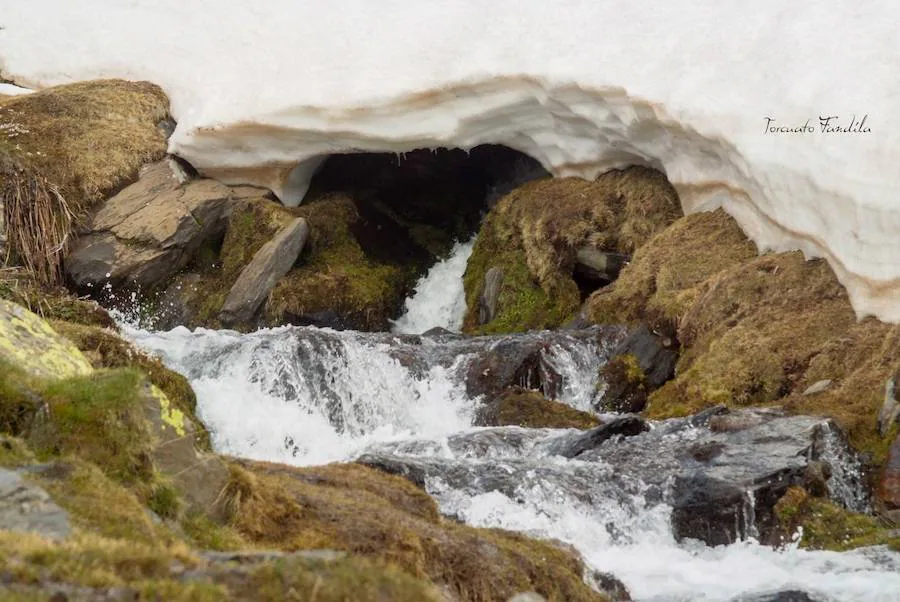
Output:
[[124, 269, 900, 601], [391, 238, 475, 334]]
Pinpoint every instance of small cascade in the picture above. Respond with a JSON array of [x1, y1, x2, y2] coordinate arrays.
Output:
[[391, 238, 475, 334]]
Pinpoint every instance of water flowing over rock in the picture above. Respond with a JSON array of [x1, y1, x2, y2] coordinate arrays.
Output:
[[128, 318, 900, 601]]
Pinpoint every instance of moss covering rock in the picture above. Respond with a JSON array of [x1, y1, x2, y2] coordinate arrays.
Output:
[[586, 209, 900, 470], [475, 387, 601, 429], [774, 486, 900, 551], [464, 167, 681, 334]]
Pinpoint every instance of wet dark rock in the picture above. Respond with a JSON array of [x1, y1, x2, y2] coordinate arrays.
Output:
[[283, 309, 352, 330], [591, 572, 632, 601], [361, 407, 866, 548], [878, 433, 900, 514], [546, 416, 650, 459], [729, 591, 825, 602], [596, 325, 677, 413]]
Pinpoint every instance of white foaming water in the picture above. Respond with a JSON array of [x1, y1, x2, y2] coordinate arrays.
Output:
[[125, 325, 475, 465], [391, 238, 475, 334], [125, 320, 900, 601]]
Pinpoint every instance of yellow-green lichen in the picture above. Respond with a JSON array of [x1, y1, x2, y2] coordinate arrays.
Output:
[[153, 384, 186, 438], [0, 299, 93, 379]]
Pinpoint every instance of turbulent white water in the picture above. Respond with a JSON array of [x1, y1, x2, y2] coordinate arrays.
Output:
[[391, 238, 475, 334], [126, 316, 900, 602]]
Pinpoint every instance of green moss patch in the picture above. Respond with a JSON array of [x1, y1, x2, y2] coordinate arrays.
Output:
[[464, 167, 680, 334], [774, 487, 900, 551]]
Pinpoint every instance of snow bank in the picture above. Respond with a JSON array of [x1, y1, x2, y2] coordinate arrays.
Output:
[[1, 0, 899, 319]]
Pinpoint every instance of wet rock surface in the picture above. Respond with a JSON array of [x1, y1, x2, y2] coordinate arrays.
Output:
[[361, 407, 868, 547], [729, 591, 826, 602]]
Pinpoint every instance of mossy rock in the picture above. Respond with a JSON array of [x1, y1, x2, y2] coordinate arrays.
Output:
[[0, 298, 93, 380], [475, 387, 601, 429], [464, 167, 681, 334], [585, 209, 900, 467], [586, 209, 757, 335], [222, 461, 607, 602], [597, 353, 650, 413], [267, 194, 411, 331], [0, 79, 170, 215], [774, 487, 900, 551]]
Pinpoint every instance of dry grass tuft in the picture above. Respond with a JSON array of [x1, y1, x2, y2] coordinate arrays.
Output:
[[1, 158, 73, 284]]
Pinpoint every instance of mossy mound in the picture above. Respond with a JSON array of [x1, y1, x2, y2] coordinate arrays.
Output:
[[774, 487, 900, 551], [464, 167, 681, 334], [586, 209, 900, 466], [0, 530, 443, 602], [224, 461, 607, 601], [476, 387, 601, 429], [267, 194, 411, 331], [586, 209, 757, 336], [0, 79, 170, 215]]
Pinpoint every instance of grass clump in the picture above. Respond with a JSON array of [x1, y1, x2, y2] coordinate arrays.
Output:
[[0, 268, 114, 328], [221, 461, 607, 602], [464, 167, 680, 334], [774, 487, 900, 551], [475, 387, 601, 429]]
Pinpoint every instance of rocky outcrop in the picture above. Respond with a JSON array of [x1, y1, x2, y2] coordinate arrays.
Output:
[[66, 160, 259, 291], [220, 217, 309, 326], [0, 468, 70, 540], [0, 298, 93, 379], [464, 167, 681, 334]]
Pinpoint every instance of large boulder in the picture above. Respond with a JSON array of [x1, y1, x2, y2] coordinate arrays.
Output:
[[66, 160, 260, 291], [464, 167, 681, 334]]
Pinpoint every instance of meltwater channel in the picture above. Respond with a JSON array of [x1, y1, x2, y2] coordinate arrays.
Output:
[[125, 241, 900, 602]]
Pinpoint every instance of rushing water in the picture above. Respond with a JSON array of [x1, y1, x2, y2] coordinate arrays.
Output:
[[124, 266, 900, 602], [391, 238, 475, 334]]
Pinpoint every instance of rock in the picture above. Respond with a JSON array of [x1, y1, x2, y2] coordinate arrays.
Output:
[[0, 468, 70, 540], [154, 273, 202, 330], [878, 370, 900, 436], [574, 247, 629, 283], [0, 198, 7, 264], [0, 298, 93, 379], [802, 379, 833, 396], [878, 433, 900, 512], [220, 217, 309, 326], [507, 594, 546, 602], [546, 416, 650, 459], [597, 325, 677, 413], [729, 591, 825, 602], [479, 266, 504, 325], [591, 573, 632, 601], [66, 160, 248, 291], [474, 387, 601, 429], [464, 326, 627, 401], [363, 407, 866, 548]]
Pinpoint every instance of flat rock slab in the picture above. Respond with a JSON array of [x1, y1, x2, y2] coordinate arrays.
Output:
[[0, 468, 70, 540], [220, 217, 309, 326], [67, 159, 254, 289]]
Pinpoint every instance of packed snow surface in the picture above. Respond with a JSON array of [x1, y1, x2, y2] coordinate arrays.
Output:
[[2, 0, 900, 320]]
